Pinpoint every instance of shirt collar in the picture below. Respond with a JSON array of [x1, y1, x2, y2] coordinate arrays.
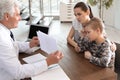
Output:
[[0, 23, 11, 35]]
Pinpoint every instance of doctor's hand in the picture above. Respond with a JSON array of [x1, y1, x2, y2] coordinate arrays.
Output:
[[46, 51, 63, 66], [29, 37, 39, 48]]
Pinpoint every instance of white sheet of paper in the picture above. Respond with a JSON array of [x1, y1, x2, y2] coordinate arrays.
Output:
[[37, 31, 58, 54], [22, 54, 46, 64], [32, 64, 70, 80]]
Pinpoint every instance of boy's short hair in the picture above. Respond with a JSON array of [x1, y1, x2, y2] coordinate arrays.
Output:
[[85, 17, 105, 33]]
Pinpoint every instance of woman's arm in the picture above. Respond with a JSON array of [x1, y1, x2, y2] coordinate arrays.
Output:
[[67, 27, 80, 52], [67, 27, 77, 47]]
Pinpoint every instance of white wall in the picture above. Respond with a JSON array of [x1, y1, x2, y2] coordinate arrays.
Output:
[[103, 5, 114, 27], [103, 0, 120, 29], [114, 0, 120, 29], [91, 0, 120, 30], [90, 5, 99, 18]]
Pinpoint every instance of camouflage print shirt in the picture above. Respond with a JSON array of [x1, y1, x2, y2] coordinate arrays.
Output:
[[77, 36, 89, 53], [86, 39, 115, 68], [78, 38, 115, 68]]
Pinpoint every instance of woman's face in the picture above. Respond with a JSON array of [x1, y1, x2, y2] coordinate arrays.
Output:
[[74, 8, 89, 24]]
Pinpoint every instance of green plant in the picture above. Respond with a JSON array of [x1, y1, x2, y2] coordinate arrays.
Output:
[[88, 0, 113, 20], [88, 0, 113, 9], [104, 0, 113, 9]]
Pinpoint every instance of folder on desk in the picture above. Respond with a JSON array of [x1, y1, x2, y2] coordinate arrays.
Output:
[[22, 54, 46, 63], [22, 54, 70, 80], [32, 65, 70, 80]]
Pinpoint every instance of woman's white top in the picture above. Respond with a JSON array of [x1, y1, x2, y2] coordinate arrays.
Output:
[[72, 19, 82, 43]]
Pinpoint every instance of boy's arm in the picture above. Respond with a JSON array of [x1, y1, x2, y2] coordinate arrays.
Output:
[[89, 47, 113, 67]]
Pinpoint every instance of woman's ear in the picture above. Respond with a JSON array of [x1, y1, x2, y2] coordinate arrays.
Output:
[[86, 9, 90, 16]]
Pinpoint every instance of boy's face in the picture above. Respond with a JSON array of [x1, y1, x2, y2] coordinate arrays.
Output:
[[84, 25, 98, 42]]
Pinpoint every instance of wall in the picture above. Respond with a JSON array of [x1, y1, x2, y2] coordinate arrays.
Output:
[[114, 0, 120, 29], [90, 0, 120, 30], [90, 5, 99, 18], [103, 0, 120, 29], [103, 1, 115, 27]]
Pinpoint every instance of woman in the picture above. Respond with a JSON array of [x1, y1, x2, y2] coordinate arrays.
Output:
[[67, 2, 93, 52]]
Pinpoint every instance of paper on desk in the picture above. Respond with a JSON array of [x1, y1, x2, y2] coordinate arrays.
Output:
[[22, 54, 46, 64], [37, 31, 58, 54], [32, 65, 70, 80]]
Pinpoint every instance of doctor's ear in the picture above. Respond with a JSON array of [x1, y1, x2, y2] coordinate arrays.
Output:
[[4, 13, 9, 21]]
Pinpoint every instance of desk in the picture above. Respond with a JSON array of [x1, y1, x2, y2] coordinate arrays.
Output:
[[19, 44, 116, 80]]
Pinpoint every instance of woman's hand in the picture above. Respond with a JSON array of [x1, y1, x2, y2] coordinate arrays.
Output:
[[74, 45, 80, 53], [110, 42, 117, 52]]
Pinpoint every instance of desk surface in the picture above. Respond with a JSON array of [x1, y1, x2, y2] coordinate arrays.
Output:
[[19, 44, 116, 80]]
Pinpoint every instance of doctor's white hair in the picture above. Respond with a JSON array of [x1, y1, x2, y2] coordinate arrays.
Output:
[[0, 0, 19, 20]]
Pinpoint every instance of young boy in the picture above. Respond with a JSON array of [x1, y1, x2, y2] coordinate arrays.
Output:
[[83, 17, 115, 68]]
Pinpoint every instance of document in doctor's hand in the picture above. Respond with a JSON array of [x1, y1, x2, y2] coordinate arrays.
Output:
[[37, 31, 58, 54]]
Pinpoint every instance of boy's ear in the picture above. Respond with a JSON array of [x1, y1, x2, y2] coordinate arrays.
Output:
[[96, 28, 101, 33]]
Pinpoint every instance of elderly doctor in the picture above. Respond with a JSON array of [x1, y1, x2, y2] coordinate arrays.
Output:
[[0, 0, 63, 80]]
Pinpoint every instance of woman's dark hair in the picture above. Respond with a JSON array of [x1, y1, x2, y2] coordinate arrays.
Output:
[[74, 2, 93, 19]]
